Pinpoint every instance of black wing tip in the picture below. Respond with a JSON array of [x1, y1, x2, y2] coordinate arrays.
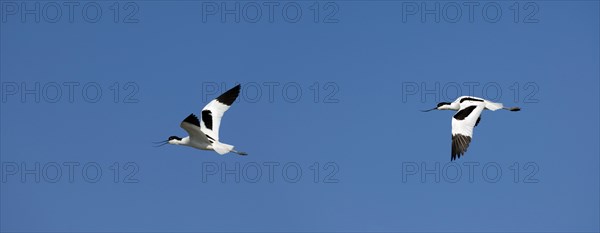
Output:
[[183, 113, 201, 127], [228, 84, 241, 93], [451, 134, 472, 161], [511, 107, 521, 112], [216, 84, 241, 106]]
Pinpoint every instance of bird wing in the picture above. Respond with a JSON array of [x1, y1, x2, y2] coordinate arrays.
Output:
[[457, 96, 485, 103], [451, 101, 486, 160], [483, 99, 503, 111], [180, 114, 211, 144], [456, 96, 503, 111], [200, 84, 241, 141]]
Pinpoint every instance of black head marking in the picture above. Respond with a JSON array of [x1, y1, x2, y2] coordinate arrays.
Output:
[[453, 105, 477, 120], [183, 114, 200, 127], [168, 136, 182, 141], [202, 110, 213, 130], [216, 84, 241, 106], [459, 97, 484, 103], [437, 102, 451, 108]]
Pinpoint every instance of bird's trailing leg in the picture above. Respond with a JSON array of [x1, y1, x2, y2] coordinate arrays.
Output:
[[231, 149, 248, 156], [503, 107, 521, 111]]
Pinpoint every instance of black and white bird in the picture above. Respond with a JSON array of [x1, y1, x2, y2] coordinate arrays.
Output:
[[155, 84, 247, 156], [422, 96, 520, 160]]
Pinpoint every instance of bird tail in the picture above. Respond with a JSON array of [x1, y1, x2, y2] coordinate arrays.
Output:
[[212, 142, 234, 155]]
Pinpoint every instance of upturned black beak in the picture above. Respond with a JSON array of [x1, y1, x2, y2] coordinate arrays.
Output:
[[421, 107, 437, 112], [152, 140, 169, 147]]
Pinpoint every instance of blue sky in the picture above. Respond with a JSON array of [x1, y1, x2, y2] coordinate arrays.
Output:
[[1, 1, 599, 232]]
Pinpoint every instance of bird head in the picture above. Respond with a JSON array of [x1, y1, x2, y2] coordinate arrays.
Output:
[[153, 136, 182, 147]]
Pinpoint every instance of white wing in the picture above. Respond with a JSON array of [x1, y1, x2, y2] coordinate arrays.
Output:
[[451, 100, 485, 160], [180, 114, 211, 144], [455, 96, 503, 111], [200, 84, 241, 141], [483, 99, 503, 111]]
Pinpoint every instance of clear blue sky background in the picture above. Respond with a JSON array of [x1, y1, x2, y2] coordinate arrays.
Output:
[[1, 1, 599, 232]]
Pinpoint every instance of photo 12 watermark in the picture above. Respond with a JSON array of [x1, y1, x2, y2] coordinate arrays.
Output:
[[0, 1, 140, 23], [201, 161, 340, 184], [400, 1, 540, 23], [202, 81, 340, 104], [0, 81, 140, 104], [200, 1, 340, 23], [401, 161, 540, 184], [1, 161, 140, 184], [401, 81, 540, 104]]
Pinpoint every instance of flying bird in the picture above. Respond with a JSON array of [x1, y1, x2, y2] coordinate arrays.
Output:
[[155, 84, 247, 156], [422, 96, 520, 160]]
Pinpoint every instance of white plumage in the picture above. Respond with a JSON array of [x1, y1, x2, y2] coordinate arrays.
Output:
[[155, 84, 247, 156], [451, 100, 485, 139], [423, 96, 520, 160]]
